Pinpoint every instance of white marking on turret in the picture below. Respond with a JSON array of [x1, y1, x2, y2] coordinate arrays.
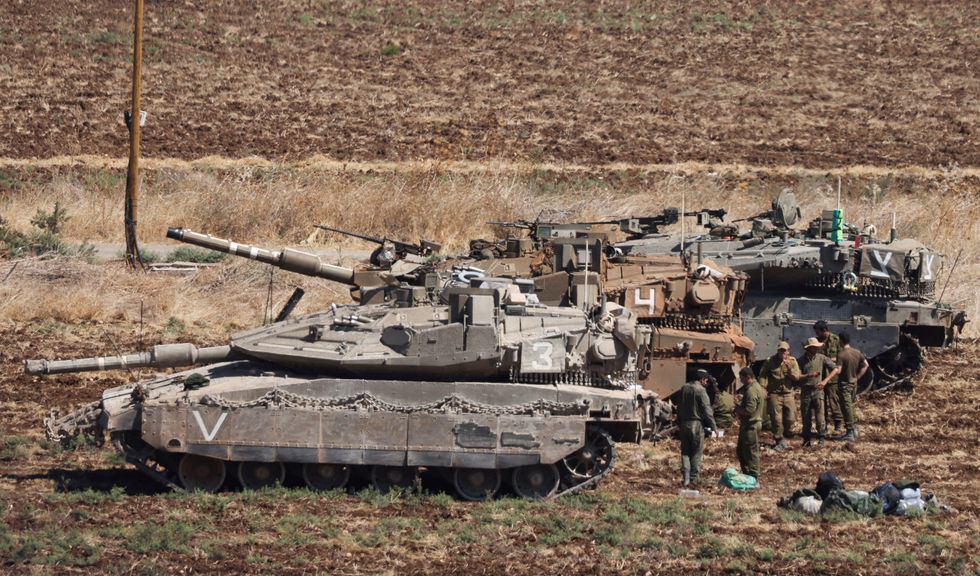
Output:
[[922, 254, 935, 280], [870, 250, 893, 278], [192, 411, 228, 442]]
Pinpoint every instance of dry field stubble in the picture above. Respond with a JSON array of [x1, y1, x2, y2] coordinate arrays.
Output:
[[2, 162, 978, 334]]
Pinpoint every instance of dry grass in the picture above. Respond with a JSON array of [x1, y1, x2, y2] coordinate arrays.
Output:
[[0, 163, 977, 334]]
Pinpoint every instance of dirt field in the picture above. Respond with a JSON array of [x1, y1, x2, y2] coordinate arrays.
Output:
[[1, 0, 977, 167]]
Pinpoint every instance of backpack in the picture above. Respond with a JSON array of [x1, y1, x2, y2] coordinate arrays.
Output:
[[816, 471, 844, 499]]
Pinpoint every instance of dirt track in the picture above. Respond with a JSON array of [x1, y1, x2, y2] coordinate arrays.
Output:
[[1, 0, 977, 167]]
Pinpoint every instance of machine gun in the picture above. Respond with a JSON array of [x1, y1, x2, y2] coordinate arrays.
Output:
[[314, 224, 442, 267]]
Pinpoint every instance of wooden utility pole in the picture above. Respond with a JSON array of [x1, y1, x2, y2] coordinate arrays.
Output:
[[124, 0, 144, 269]]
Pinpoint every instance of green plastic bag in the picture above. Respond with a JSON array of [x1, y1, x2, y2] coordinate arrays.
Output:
[[719, 467, 758, 490]]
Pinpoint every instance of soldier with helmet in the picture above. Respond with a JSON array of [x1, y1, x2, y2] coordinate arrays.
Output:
[[757, 341, 803, 452]]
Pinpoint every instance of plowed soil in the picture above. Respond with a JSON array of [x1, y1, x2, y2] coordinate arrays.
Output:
[[0, 0, 977, 167]]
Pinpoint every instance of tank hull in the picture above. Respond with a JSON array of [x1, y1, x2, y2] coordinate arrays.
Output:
[[82, 361, 642, 498]]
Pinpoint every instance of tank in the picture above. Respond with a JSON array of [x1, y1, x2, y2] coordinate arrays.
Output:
[[614, 191, 968, 390], [30, 232, 666, 500], [455, 224, 755, 405]]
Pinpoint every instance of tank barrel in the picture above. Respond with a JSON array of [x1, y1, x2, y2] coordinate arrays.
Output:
[[25, 344, 234, 375], [166, 228, 356, 285]]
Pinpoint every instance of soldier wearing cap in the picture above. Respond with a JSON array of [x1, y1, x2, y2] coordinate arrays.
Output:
[[814, 320, 844, 433], [757, 341, 802, 451], [797, 337, 841, 447], [677, 369, 716, 486]]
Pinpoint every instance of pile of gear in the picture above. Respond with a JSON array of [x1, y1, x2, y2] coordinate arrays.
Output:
[[778, 472, 948, 517]]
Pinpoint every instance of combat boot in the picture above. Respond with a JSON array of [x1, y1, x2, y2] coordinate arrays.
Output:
[[773, 439, 789, 452], [817, 436, 825, 446], [801, 437, 812, 448], [839, 430, 857, 442]]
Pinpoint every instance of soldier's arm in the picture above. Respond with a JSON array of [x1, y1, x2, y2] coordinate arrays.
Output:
[[700, 388, 716, 430], [818, 357, 840, 388], [856, 354, 870, 381], [784, 359, 804, 382], [735, 388, 751, 417]]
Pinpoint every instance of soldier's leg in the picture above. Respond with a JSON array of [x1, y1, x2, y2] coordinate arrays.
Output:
[[746, 427, 760, 478], [838, 383, 856, 432], [825, 382, 843, 429], [767, 395, 783, 440], [679, 425, 693, 483], [782, 393, 795, 439], [815, 391, 826, 439], [800, 389, 812, 441], [737, 426, 749, 473], [689, 422, 704, 482]]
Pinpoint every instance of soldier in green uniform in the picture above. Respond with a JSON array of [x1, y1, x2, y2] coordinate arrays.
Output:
[[677, 369, 716, 486], [797, 337, 841, 447], [814, 320, 843, 433], [835, 332, 869, 442], [734, 367, 765, 478], [711, 377, 736, 436], [757, 341, 802, 451]]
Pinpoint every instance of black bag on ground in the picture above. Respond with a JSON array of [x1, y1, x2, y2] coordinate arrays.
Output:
[[816, 472, 843, 499]]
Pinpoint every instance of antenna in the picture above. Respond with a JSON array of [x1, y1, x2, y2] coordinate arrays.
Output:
[[680, 187, 686, 257]]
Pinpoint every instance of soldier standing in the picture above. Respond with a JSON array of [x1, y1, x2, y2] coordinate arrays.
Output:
[[734, 367, 765, 479], [757, 341, 803, 452], [711, 378, 736, 436], [835, 332, 869, 442], [797, 338, 841, 447], [677, 370, 716, 486], [814, 320, 844, 433]]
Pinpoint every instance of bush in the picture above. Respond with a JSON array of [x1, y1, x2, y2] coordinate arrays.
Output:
[[168, 246, 227, 263]]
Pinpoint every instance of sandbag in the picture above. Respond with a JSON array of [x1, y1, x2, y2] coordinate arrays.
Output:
[[720, 467, 758, 490]]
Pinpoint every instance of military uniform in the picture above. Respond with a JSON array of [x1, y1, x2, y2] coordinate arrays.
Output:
[[820, 333, 843, 429], [837, 346, 868, 434], [736, 379, 765, 478], [758, 354, 801, 440], [677, 380, 716, 485], [797, 351, 837, 442], [712, 390, 736, 431]]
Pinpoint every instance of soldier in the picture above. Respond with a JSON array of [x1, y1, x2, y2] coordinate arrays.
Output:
[[835, 332, 869, 442], [677, 369, 716, 487], [757, 341, 803, 452], [734, 367, 765, 478], [797, 338, 841, 447], [814, 320, 844, 433], [711, 377, 736, 436]]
